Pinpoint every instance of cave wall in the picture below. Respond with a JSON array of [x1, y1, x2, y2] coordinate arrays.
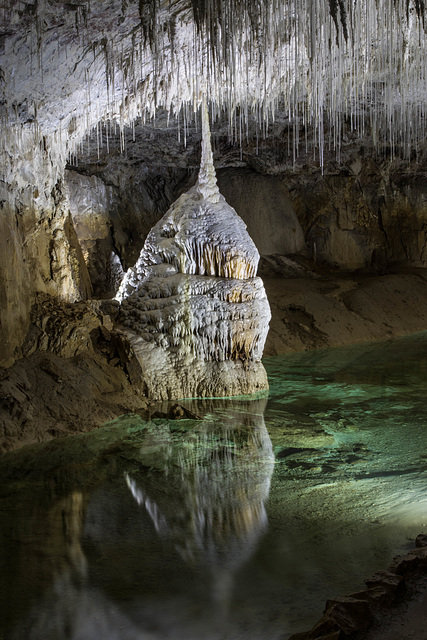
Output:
[[0, 133, 91, 367], [66, 166, 196, 297], [2, 126, 427, 371], [65, 164, 308, 298], [64, 151, 427, 296], [216, 169, 306, 256], [285, 156, 427, 271]]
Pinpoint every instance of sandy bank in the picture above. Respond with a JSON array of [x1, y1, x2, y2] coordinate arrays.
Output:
[[264, 266, 427, 355]]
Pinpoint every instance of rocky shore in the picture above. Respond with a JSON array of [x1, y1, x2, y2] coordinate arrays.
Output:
[[0, 294, 150, 453], [263, 263, 427, 356], [290, 534, 427, 640]]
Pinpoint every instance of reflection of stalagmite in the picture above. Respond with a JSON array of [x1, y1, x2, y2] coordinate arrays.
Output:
[[116, 101, 271, 400], [60, 491, 87, 575], [123, 401, 274, 624], [123, 398, 274, 622], [5, 399, 274, 640], [126, 398, 274, 576]]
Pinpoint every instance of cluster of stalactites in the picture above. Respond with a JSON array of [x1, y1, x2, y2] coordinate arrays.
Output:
[[131, 0, 427, 164], [4, 0, 427, 171], [154, 240, 257, 280]]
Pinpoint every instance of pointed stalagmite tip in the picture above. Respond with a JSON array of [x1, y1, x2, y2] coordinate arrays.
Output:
[[197, 97, 220, 203]]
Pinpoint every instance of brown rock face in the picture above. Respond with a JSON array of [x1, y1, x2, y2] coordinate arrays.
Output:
[[217, 169, 306, 256], [0, 168, 91, 368], [0, 295, 148, 452], [0, 204, 32, 367], [66, 166, 197, 297], [68, 143, 427, 281], [285, 157, 427, 271]]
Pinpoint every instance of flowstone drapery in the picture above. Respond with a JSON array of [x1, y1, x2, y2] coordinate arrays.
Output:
[[116, 102, 271, 400]]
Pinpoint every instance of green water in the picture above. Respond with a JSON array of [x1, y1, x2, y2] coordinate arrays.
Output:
[[1, 333, 427, 639]]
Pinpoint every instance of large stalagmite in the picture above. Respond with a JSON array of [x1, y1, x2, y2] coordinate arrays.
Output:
[[116, 101, 271, 400]]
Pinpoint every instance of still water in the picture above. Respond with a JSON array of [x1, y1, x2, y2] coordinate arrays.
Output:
[[1, 333, 427, 639]]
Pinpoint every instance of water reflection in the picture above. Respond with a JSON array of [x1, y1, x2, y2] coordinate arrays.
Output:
[[0, 398, 274, 640], [3, 333, 427, 640]]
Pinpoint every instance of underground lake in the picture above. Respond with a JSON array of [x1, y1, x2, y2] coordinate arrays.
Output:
[[1, 331, 427, 640]]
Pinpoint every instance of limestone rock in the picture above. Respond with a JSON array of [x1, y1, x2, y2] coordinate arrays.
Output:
[[21, 294, 100, 359], [0, 133, 92, 368], [308, 596, 374, 638], [415, 533, 427, 548], [117, 104, 259, 297], [116, 103, 271, 400], [351, 570, 405, 605], [0, 204, 32, 367], [0, 296, 149, 453], [288, 535, 427, 640], [217, 169, 306, 256], [388, 547, 427, 575]]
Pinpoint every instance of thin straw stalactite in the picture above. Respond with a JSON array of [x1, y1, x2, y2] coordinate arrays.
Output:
[[2, 0, 427, 170]]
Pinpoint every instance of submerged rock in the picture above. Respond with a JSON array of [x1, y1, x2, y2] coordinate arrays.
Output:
[[116, 101, 271, 400]]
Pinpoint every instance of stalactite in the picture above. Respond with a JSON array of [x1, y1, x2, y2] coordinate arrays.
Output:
[[3, 0, 427, 173]]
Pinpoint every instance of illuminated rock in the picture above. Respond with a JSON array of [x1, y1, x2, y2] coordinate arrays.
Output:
[[116, 101, 271, 399]]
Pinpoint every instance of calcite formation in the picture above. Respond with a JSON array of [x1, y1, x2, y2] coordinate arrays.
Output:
[[116, 101, 271, 399]]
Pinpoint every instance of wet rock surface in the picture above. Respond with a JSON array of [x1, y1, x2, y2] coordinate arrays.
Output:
[[288, 536, 427, 640], [0, 294, 149, 453]]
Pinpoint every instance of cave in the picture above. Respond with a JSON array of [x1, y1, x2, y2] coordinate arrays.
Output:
[[1, 1, 427, 638]]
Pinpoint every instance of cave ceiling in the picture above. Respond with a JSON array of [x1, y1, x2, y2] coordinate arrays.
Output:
[[1, 0, 427, 172]]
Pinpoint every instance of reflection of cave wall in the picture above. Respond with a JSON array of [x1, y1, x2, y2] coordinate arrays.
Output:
[[0, 402, 274, 639]]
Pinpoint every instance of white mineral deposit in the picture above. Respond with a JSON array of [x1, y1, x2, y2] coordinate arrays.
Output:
[[116, 100, 271, 399]]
